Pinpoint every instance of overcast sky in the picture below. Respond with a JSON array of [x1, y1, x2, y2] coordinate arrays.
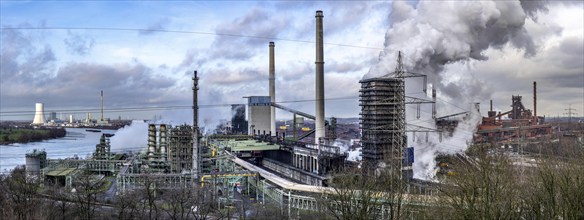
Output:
[[1, 1, 582, 126]]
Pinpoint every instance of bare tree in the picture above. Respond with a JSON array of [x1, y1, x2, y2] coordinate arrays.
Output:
[[72, 172, 103, 220], [189, 184, 218, 220], [522, 155, 584, 219], [162, 186, 196, 220], [247, 203, 289, 220], [139, 175, 161, 220], [3, 166, 42, 220], [439, 145, 522, 219], [319, 166, 408, 220], [114, 189, 140, 220], [45, 183, 73, 220], [0, 171, 15, 219]]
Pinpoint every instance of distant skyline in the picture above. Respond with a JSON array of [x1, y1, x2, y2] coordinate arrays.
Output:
[[1, 1, 583, 127]]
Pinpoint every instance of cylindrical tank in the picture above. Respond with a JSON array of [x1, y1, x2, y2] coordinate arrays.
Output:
[[25, 154, 41, 176]]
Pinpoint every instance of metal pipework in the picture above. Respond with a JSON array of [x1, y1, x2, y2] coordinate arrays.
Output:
[[148, 124, 156, 161], [315, 10, 325, 144], [159, 124, 167, 161], [269, 42, 276, 136]]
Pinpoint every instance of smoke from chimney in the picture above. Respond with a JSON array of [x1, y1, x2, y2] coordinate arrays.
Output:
[[366, 0, 548, 179]]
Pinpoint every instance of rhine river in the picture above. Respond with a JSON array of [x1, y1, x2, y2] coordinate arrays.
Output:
[[0, 128, 116, 174]]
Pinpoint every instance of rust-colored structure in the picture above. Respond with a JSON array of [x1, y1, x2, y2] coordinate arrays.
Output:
[[475, 82, 552, 145]]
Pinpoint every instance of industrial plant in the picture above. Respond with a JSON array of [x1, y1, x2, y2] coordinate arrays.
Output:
[[12, 9, 583, 220]]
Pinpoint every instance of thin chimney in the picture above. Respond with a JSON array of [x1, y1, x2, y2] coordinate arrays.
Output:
[[533, 81, 537, 124], [269, 42, 276, 136], [315, 10, 325, 144], [100, 90, 104, 121]]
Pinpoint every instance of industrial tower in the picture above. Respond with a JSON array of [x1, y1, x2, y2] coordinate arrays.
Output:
[[360, 52, 433, 178], [192, 71, 200, 179]]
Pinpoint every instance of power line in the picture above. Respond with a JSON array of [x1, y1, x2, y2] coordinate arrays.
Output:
[[564, 104, 577, 123], [0, 96, 359, 117], [1, 26, 384, 50]]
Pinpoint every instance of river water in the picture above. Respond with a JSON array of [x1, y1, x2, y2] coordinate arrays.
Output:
[[0, 128, 116, 174]]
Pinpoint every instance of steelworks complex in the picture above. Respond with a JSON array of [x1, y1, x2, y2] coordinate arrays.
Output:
[[22, 10, 576, 217]]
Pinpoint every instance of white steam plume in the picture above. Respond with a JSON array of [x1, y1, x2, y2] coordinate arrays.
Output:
[[365, 0, 547, 179], [110, 120, 148, 153]]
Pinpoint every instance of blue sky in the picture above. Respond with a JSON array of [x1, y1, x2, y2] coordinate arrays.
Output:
[[1, 1, 582, 127]]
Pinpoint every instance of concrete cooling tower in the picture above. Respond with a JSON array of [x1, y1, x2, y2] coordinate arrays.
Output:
[[32, 103, 46, 125]]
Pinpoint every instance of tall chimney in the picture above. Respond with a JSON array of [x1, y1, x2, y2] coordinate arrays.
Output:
[[192, 71, 200, 179], [490, 100, 493, 111], [315, 10, 325, 144], [100, 90, 104, 121], [432, 87, 436, 119], [269, 42, 276, 136], [533, 81, 537, 124]]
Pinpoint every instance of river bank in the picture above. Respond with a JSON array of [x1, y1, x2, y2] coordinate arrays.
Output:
[[0, 128, 66, 145], [0, 128, 114, 173]]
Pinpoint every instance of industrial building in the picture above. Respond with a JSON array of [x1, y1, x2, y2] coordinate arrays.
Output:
[[93, 134, 111, 160], [359, 77, 407, 174], [26, 10, 443, 218], [474, 81, 553, 146], [247, 96, 272, 136], [25, 149, 47, 176]]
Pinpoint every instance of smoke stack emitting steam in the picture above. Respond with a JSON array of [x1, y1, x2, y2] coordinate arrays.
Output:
[[366, 0, 548, 179]]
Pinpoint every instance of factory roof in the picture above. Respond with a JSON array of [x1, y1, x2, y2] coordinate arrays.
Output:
[[45, 168, 77, 176], [220, 139, 280, 152]]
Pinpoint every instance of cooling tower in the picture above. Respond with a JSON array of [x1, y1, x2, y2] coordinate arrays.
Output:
[[32, 103, 46, 125]]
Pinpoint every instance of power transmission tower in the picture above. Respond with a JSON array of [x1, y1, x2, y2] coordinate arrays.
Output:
[[564, 104, 577, 123]]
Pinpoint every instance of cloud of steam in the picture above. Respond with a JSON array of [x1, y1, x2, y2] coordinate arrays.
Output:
[[365, 0, 547, 179], [110, 120, 148, 153]]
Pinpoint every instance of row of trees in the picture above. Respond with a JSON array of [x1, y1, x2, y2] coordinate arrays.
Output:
[[2, 143, 582, 219], [0, 168, 294, 220], [0, 128, 66, 144], [316, 143, 584, 220]]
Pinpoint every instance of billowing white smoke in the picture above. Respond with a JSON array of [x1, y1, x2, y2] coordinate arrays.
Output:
[[109, 108, 226, 153], [109, 111, 193, 153], [110, 120, 148, 153], [365, 0, 546, 179]]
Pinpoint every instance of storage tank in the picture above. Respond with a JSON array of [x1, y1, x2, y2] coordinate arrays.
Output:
[[25, 149, 47, 176]]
